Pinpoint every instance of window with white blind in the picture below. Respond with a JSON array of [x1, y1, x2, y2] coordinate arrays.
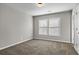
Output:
[[39, 17, 61, 36], [39, 19, 48, 35]]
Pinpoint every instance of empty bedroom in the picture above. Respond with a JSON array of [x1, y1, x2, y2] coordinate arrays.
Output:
[[0, 3, 79, 55]]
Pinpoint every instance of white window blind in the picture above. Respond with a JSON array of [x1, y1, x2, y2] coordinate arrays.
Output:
[[39, 17, 61, 36], [49, 18, 60, 36], [39, 19, 48, 35]]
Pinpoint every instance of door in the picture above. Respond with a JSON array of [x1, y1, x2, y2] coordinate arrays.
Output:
[[73, 5, 79, 53], [76, 6, 79, 51]]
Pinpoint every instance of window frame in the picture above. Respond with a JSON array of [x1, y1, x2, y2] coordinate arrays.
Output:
[[38, 17, 61, 36]]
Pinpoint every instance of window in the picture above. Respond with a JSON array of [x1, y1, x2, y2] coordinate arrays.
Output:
[[39, 19, 48, 35], [49, 18, 60, 36], [39, 17, 61, 36]]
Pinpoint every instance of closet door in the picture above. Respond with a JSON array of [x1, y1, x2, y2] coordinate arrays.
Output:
[[76, 6, 79, 52], [72, 8, 75, 44], [74, 8, 78, 49], [73, 5, 79, 53]]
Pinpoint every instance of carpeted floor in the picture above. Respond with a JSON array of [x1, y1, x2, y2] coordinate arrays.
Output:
[[0, 39, 78, 55]]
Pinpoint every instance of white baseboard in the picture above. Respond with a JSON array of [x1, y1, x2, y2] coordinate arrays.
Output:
[[34, 37, 70, 43], [0, 37, 33, 50]]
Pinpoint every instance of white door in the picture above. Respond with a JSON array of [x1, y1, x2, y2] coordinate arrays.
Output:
[[76, 6, 79, 52], [73, 5, 79, 53]]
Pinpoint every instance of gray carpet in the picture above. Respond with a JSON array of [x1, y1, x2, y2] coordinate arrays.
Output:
[[0, 39, 78, 55]]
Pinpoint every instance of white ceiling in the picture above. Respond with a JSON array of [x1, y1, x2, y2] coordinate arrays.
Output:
[[5, 3, 76, 16]]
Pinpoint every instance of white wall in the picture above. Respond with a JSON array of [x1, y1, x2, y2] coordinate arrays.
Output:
[[0, 4, 33, 50], [33, 11, 72, 43]]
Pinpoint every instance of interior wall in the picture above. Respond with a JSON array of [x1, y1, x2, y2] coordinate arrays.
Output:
[[33, 11, 72, 43], [0, 4, 33, 49]]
